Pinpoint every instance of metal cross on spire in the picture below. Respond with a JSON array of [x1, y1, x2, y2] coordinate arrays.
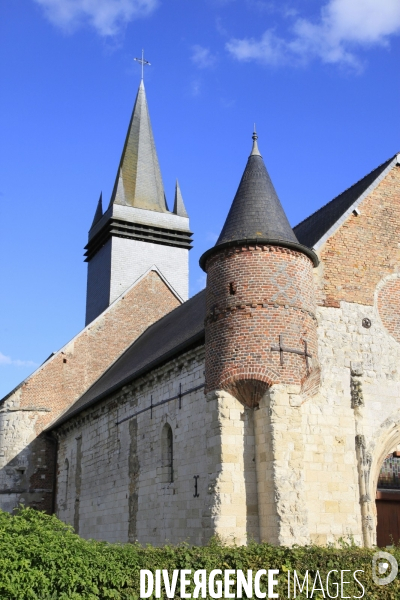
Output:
[[134, 49, 151, 80]]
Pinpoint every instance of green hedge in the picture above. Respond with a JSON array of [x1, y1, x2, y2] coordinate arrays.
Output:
[[0, 507, 399, 599]]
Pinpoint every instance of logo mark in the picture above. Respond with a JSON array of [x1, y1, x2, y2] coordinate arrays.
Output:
[[372, 551, 398, 585]]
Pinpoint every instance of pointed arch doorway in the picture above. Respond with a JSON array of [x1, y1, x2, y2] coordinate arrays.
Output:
[[376, 451, 400, 547]]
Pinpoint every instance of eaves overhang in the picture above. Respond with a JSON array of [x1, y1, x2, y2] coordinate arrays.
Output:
[[199, 237, 319, 271], [46, 330, 205, 432], [85, 217, 193, 261]]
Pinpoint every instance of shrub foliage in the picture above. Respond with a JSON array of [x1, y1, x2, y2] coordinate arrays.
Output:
[[0, 507, 399, 599]]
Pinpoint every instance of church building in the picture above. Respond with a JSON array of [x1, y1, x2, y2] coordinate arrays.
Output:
[[1, 76, 400, 548]]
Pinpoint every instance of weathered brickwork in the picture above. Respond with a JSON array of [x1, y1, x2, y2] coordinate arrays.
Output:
[[316, 165, 400, 308], [377, 275, 400, 343], [0, 270, 180, 513], [204, 245, 318, 404]]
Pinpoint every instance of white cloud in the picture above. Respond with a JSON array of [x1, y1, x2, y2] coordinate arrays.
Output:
[[191, 45, 217, 69], [0, 352, 37, 368], [33, 0, 159, 36], [190, 79, 202, 97], [227, 30, 285, 66], [226, 0, 400, 68]]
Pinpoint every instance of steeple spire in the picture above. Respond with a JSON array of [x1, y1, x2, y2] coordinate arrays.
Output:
[[109, 80, 168, 213], [85, 74, 192, 324], [173, 180, 188, 217]]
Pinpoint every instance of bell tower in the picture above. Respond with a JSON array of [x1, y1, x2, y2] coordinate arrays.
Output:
[[84, 80, 192, 325]]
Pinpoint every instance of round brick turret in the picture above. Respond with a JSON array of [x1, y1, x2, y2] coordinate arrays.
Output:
[[200, 132, 318, 406]]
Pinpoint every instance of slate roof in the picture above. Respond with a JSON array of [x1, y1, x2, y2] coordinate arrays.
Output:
[[91, 193, 103, 228], [173, 180, 189, 218], [216, 140, 298, 247], [48, 290, 206, 430], [200, 133, 318, 268], [294, 155, 396, 248], [107, 80, 168, 214]]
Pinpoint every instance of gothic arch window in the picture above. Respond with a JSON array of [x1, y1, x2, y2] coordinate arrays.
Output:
[[161, 423, 173, 484]]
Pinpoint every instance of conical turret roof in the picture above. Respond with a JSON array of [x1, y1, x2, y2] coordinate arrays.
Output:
[[109, 80, 168, 212], [200, 132, 318, 270], [217, 132, 297, 246]]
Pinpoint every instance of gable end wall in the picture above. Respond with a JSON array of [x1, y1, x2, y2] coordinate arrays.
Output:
[[316, 165, 400, 308], [0, 270, 180, 514]]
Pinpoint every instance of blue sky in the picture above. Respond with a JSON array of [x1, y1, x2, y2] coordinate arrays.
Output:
[[1, 0, 399, 398]]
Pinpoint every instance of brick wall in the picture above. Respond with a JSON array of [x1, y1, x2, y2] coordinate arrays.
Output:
[[377, 276, 400, 343], [316, 165, 400, 308], [0, 270, 180, 513], [204, 244, 317, 405], [305, 163, 400, 546]]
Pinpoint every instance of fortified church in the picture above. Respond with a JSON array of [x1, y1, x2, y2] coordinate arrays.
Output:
[[1, 75, 400, 549]]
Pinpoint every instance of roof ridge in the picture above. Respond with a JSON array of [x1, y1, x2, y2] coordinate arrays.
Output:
[[46, 290, 206, 430], [294, 154, 397, 231]]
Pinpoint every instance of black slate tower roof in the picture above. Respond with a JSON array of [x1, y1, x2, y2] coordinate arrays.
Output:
[[200, 132, 318, 269]]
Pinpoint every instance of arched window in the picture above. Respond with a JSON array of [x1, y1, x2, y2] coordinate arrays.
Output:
[[161, 423, 173, 483]]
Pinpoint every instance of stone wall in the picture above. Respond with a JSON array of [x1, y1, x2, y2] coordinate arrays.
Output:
[[53, 283, 400, 547], [0, 270, 180, 514], [206, 390, 259, 545], [55, 346, 209, 545], [301, 162, 400, 546]]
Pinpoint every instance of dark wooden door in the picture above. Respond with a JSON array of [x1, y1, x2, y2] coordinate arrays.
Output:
[[376, 491, 400, 547]]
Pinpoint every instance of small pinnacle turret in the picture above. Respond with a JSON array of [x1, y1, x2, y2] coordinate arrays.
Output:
[[173, 180, 188, 217], [91, 193, 103, 228]]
